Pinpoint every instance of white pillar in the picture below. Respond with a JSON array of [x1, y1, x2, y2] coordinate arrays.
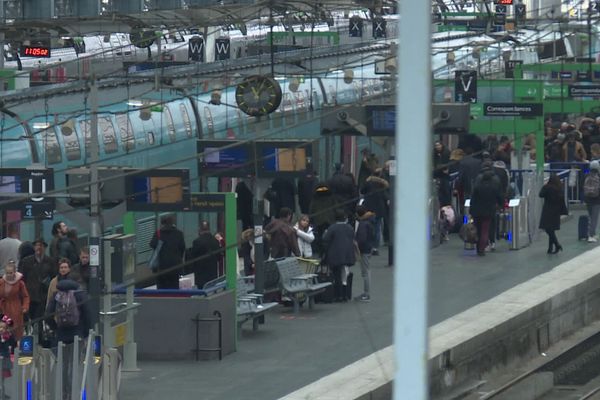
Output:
[[394, 1, 431, 399]]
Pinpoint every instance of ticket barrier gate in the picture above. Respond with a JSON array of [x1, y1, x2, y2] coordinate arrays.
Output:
[[507, 197, 530, 250], [7, 333, 120, 400]]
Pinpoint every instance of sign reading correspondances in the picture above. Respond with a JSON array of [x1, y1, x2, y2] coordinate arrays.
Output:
[[483, 103, 543, 117]]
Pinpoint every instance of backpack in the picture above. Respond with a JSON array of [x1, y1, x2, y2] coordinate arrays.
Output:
[[55, 290, 80, 328], [459, 222, 478, 244], [584, 172, 600, 199]]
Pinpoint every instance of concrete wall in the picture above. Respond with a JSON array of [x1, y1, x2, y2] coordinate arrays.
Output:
[[429, 248, 600, 398], [281, 247, 600, 400], [134, 290, 236, 361]]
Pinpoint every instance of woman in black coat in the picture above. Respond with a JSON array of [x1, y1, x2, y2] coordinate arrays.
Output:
[[470, 169, 503, 256], [539, 174, 567, 254]]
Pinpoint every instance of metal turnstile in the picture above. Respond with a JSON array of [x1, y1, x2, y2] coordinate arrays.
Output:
[[508, 197, 530, 250]]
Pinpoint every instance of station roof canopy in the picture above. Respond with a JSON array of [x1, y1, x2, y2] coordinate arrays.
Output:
[[0, 0, 385, 41]]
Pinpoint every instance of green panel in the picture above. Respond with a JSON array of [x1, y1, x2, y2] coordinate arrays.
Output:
[[223, 192, 237, 350], [123, 212, 136, 235]]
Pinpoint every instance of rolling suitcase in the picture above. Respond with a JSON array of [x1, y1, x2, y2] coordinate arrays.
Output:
[[579, 215, 589, 241], [344, 272, 353, 301], [315, 265, 334, 303]]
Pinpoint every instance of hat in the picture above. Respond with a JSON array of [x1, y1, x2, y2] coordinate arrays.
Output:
[[591, 160, 600, 171], [33, 238, 48, 247], [481, 151, 491, 159]]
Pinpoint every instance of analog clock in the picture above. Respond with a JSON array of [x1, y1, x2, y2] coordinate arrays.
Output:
[[236, 75, 283, 117]]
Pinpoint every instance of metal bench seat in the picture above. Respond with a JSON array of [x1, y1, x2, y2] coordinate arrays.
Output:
[[236, 276, 278, 334], [275, 257, 332, 313]]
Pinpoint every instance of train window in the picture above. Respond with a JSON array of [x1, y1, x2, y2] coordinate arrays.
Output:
[[99, 117, 118, 154], [237, 109, 245, 135], [41, 128, 62, 164], [296, 92, 307, 121], [204, 107, 214, 137], [147, 131, 155, 145], [272, 109, 282, 129], [328, 85, 337, 105], [179, 104, 193, 138], [116, 113, 135, 151], [283, 93, 294, 125], [353, 82, 362, 101], [246, 116, 255, 134], [79, 119, 92, 158], [164, 107, 176, 143], [60, 120, 81, 161], [312, 90, 320, 109]]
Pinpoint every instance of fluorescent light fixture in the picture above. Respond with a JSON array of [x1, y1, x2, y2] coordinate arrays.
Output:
[[32, 122, 50, 129], [127, 100, 144, 107]]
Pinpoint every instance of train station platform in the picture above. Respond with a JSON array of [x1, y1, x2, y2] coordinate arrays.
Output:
[[120, 210, 593, 400]]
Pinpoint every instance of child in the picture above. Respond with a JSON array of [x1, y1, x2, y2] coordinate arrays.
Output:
[[354, 205, 375, 302], [0, 315, 15, 379]]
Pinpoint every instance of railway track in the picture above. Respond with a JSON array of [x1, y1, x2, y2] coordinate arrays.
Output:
[[480, 330, 600, 400]]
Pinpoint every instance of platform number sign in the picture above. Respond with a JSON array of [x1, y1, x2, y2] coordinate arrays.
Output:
[[23, 169, 54, 219], [372, 17, 386, 38], [505, 60, 523, 78], [494, 5, 507, 25], [349, 16, 363, 37], [591, 1, 600, 13], [188, 36, 204, 62], [214, 38, 230, 61], [515, 3, 526, 20], [455, 70, 477, 103]]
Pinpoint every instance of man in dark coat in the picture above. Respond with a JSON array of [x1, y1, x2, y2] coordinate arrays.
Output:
[[309, 183, 338, 255], [149, 215, 186, 289], [323, 209, 356, 302], [297, 165, 317, 214], [20, 238, 57, 340], [470, 169, 503, 256], [265, 207, 300, 258], [271, 177, 296, 214], [189, 221, 221, 289], [329, 164, 358, 221], [458, 148, 483, 199], [70, 247, 91, 291], [360, 170, 389, 254], [235, 180, 254, 230]]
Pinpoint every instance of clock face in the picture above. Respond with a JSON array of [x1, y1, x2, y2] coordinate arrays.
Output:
[[236, 76, 283, 117]]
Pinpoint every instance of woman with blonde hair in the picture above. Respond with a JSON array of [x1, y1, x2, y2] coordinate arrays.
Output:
[[294, 214, 315, 258], [0, 261, 29, 340]]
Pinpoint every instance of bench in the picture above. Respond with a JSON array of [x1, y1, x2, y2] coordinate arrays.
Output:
[[236, 276, 279, 334], [275, 257, 332, 314]]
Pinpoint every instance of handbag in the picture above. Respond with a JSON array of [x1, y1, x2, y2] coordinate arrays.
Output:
[[148, 231, 163, 271]]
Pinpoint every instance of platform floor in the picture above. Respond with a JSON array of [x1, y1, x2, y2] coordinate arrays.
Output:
[[120, 211, 593, 400]]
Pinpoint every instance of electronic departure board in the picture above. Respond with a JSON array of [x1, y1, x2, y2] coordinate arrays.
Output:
[[19, 46, 51, 58], [366, 105, 396, 137], [126, 169, 191, 211], [197, 140, 253, 177], [257, 141, 313, 177]]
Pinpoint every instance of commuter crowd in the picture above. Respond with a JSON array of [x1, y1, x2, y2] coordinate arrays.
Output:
[[434, 114, 600, 257], [150, 151, 393, 304]]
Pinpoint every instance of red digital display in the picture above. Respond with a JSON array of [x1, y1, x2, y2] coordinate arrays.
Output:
[[19, 46, 51, 58], [497, 0, 513, 4]]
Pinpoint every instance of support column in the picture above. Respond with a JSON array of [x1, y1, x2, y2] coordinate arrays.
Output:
[[394, 1, 430, 399]]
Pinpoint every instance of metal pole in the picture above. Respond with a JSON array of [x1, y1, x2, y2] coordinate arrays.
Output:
[[588, 7, 593, 77], [0, 32, 5, 70], [89, 75, 101, 329], [394, 1, 430, 399]]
